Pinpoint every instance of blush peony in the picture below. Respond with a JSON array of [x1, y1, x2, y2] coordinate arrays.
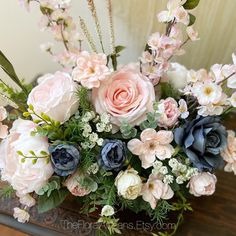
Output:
[[188, 172, 217, 197], [0, 119, 54, 195], [92, 66, 155, 127], [27, 71, 79, 124]]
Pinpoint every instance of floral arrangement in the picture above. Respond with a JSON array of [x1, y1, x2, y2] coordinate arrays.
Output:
[[0, 0, 236, 235]]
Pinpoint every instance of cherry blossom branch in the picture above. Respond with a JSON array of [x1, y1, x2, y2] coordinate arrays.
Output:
[[217, 72, 236, 85]]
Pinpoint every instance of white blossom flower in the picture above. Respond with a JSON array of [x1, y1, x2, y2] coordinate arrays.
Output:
[[178, 99, 189, 119], [96, 138, 104, 146], [89, 133, 99, 142], [229, 92, 236, 107], [163, 175, 174, 184], [13, 208, 30, 223]]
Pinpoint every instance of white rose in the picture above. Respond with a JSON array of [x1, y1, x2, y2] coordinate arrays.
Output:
[[0, 119, 54, 195], [27, 71, 79, 124], [188, 172, 217, 197], [101, 205, 115, 217], [13, 208, 30, 223], [115, 168, 142, 200]]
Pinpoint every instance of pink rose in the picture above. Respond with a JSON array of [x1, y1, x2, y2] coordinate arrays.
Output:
[[0, 119, 54, 195], [158, 97, 180, 128], [27, 72, 79, 123], [65, 172, 97, 197], [92, 66, 155, 127], [188, 172, 217, 197]]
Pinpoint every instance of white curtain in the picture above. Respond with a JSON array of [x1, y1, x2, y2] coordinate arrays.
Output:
[[0, 0, 236, 83]]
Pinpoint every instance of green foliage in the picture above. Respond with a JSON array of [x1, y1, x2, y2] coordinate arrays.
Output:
[[120, 122, 137, 139], [80, 172, 116, 214], [183, 0, 200, 10], [97, 217, 121, 235], [160, 83, 180, 99], [0, 50, 28, 94], [25, 105, 64, 141], [17, 150, 50, 165], [38, 188, 69, 213], [0, 185, 15, 200], [188, 13, 196, 26], [140, 112, 159, 130], [107, 45, 126, 71], [75, 86, 91, 114], [37, 176, 61, 197], [79, 149, 97, 173]]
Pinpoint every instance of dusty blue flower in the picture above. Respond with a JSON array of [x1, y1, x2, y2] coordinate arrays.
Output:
[[99, 140, 127, 171], [174, 116, 227, 171], [49, 144, 80, 176]]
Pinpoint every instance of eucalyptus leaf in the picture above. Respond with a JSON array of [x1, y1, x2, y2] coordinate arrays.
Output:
[[188, 13, 196, 26], [38, 188, 69, 213], [183, 0, 200, 10]]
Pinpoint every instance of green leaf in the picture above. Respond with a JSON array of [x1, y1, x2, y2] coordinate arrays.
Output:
[[183, 0, 200, 10], [188, 13, 196, 26], [0, 50, 27, 93], [38, 188, 69, 213], [115, 45, 125, 54]]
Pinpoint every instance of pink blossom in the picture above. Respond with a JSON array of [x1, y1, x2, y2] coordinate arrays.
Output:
[[141, 174, 174, 209], [72, 51, 110, 89], [221, 130, 236, 175], [92, 66, 155, 127], [158, 97, 180, 128], [186, 26, 200, 41], [128, 128, 174, 169], [174, 6, 189, 25], [0, 106, 8, 139]]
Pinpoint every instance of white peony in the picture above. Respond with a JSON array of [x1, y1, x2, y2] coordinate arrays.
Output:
[[0, 119, 54, 195], [115, 168, 142, 200]]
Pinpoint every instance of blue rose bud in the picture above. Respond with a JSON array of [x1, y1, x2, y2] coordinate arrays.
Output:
[[49, 144, 80, 177], [99, 140, 127, 171], [174, 116, 227, 171]]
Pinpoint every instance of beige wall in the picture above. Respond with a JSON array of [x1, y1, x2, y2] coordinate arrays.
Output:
[[0, 0, 236, 83]]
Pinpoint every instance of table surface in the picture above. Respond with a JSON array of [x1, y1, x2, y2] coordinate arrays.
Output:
[[0, 116, 236, 236]]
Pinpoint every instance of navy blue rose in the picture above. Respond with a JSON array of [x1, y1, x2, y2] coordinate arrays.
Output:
[[99, 140, 127, 171], [174, 116, 227, 171], [49, 144, 80, 177]]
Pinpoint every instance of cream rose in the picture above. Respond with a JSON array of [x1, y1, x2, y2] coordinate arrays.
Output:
[[188, 172, 217, 197], [115, 168, 142, 200], [0, 119, 54, 195], [27, 71, 79, 124], [92, 66, 155, 127]]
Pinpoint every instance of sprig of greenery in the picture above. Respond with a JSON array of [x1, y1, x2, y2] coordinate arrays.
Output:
[[140, 112, 159, 130], [97, 217, 121, 235], [24, 104, 64, 140], [75, 86, 92, 114], [17, 150, 50, 165], [37, 176, 61, 197], [120, 122, 137, 139], [107, 45, 125, 71], [0, 185, 15, 200]]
